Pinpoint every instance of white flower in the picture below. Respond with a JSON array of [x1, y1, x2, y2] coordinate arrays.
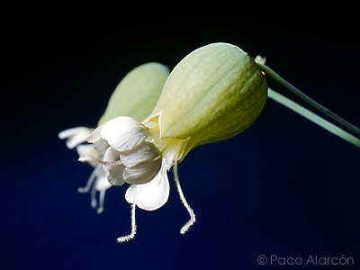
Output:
[[89, 117, 168, 211], [59, 127, 112, 214], [88, 116, 195, 242]]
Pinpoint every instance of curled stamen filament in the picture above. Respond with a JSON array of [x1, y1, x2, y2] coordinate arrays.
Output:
[[117, 203, 137, 243], [173, 161, 196, 234]]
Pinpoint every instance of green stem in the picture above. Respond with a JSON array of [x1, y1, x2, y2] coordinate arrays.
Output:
[[268, 88, 360, 147], [258, 63, 360, 137]]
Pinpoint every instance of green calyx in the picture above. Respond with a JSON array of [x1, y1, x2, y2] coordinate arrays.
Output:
[[150, 43, 267, 152], [99, 63, 169, 125]]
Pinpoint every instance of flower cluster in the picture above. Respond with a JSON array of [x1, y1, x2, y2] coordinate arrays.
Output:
[[60, 42, 359, 243], [59, 43, 267, 242]]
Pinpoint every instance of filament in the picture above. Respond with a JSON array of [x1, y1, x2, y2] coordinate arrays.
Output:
[[77, 167, 98, 193], [117, 203, 137, 243], [173, 161, 196, 234]]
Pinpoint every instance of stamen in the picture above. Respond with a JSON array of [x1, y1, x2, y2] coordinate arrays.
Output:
[[117, 203, 137, 243], [78, 167, 98, 193], [173, 161, 196, 234], [91, 185, 97, 209], [97, 190, 106, 214]]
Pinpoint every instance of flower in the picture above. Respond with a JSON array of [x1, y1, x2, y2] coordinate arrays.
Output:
[[91, 43, 268, 242], [68, 42, 360, 243], [87, 116, 184, 242], [59, 63, 169, 214], [88, 117, 168, 211]]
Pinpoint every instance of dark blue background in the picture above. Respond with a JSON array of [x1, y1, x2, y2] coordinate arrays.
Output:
[[1, 9, 359, 269]]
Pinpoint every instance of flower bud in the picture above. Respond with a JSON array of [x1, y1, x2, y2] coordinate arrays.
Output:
[[148, 43, 267, 155], [99, 62, 169, 125]]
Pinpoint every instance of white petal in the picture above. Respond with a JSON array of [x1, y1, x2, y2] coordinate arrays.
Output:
[[125, 164, 169, 211], [103, 147, 119, 163], [108, 165, 125, 186], [59, 127, 93, 149], [100, 116, 147, 152], [87, 126, 102, 143], [123, 157, 162, 184], [76, 144, 99, 159], [103, 147, 119, 172], [76, 145, 100, 166], [103, 147, 125, 186], [95, 176, 112, 191], [93, 139, 109, 154], [120, 142, 160, 168], [58, 127, 91, 139]]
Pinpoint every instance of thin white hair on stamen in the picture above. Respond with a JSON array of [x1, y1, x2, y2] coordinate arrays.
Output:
[[173, 161, 196, 234], [117, 203, 137, 243]]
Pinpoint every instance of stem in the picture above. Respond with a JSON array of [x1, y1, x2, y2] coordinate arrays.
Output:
[[268, 88, 360, 147], [258, 63, 360, 137]]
